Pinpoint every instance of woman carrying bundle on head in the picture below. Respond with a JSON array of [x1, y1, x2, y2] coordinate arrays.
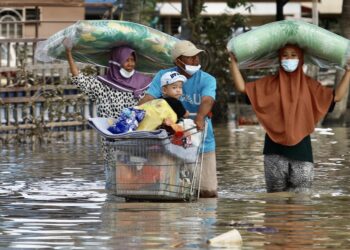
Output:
[[64, 38, 152, 119], [229, 44, 350, 193]]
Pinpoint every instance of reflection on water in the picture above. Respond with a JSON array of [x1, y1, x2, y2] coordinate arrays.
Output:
[[1, 123, 350, 249]]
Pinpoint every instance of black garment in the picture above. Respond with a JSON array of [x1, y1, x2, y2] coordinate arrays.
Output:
[[263, 100, 336, 163], [263, 134, 313, 162], [163, 97, 187, 121]]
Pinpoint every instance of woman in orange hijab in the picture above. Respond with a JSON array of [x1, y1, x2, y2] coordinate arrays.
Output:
[[229, 44, 350, 193]]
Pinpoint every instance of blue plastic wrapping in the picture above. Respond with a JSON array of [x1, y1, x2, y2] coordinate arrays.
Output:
[[108, 108, 146, 134]]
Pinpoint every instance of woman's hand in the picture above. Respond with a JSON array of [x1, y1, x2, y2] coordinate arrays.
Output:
[[228, 51, 238, 63], [345, 60, 350, 72], [63, 37, 73, 52]]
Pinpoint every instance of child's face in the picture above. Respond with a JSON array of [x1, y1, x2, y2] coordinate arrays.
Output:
[[162, 81, 183, 99]]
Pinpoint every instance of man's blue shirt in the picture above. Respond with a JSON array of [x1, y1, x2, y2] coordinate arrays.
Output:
[[146, 67, 216, 152]]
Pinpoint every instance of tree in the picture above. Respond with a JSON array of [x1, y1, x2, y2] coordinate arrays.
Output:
[[179, 0, 248, 122], [276, 0, 289, 21], [324, 0, 350, 125], [340, 0, 350, 38], [121, 0, 142, 22], [180, 0, 204, 41]]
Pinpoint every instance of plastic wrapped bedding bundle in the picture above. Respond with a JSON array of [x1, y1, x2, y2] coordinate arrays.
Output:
[[227, 20, 350, 69], [35, 20, 179, 72]]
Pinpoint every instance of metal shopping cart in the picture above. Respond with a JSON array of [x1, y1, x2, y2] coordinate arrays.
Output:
[[103, 126, 206, 202]]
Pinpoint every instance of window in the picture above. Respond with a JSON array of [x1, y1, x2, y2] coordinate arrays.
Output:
[[25, 8, 40, 21], [0, 8, 23, 38]]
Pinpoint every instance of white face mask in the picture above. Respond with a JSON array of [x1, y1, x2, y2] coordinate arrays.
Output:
[[184, 64, 201, 75], [120, 68, 135, 78], [281, 59, 299, 72]]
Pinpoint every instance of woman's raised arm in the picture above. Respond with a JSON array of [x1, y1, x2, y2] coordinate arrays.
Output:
[[334, 65, 350, 102], [228, 52, 246, 93], [63, 38, 79, 77]]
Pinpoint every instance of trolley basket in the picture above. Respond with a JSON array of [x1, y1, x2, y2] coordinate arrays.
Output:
[[104, 129, 205, 201]]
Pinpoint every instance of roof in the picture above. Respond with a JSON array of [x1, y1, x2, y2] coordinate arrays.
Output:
[[0, 0, 84, 7]]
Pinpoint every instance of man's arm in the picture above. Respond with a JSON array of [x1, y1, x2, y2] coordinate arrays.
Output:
[[138, 70, 165, 105], [195, 96, 214, 131]]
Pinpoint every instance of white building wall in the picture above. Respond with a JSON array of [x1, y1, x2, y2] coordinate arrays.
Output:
[[157, 2, 301, 19]]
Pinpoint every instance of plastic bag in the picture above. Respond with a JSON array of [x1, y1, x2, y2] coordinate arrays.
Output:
[[227, 20, 350, 69], [177, 119, 202, 147], [108, 107, 145, 134]]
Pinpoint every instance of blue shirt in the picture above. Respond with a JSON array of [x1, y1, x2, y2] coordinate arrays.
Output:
[[146, 67, 216, 152]]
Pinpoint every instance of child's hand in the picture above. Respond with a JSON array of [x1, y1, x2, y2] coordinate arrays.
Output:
[[162, 118, 173, 126], [184, 110, 190, 118]]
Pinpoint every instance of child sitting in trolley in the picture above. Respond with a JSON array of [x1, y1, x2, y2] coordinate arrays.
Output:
[[160, 71, 189, 122], [108, 71, 189, 134]]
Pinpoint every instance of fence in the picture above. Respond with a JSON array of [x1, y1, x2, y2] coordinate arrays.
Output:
[[0, 38, 100, 132]]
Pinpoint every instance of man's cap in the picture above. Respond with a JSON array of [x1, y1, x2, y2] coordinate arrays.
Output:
[[161, 71, 187, 87], [171, 40, 204, 61]]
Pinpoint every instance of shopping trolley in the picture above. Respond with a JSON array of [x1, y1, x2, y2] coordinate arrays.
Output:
[[103, 125, 206, 202]]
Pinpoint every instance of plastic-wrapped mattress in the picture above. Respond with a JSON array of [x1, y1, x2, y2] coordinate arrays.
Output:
[[35, 20, 179, 72], [227, 20, 350, 69]]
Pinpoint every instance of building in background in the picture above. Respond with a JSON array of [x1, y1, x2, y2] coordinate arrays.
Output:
[[0, 0, 343, 39], [85, 0, 118, 20], [0, 0, 84, 39], [302, 0, 343, 32], [156, 0, 343, 35]]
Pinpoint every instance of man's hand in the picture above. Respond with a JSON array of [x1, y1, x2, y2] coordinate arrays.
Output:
[[137, 94, 154, 105], [194, 114, 205, 131]]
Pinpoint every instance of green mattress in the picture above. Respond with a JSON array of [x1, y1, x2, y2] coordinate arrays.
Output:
[[35, 20, 179, 72], [227, 20, 350, 69]]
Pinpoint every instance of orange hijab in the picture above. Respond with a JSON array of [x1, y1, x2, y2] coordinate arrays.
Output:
[[245, 45, 334, 146]]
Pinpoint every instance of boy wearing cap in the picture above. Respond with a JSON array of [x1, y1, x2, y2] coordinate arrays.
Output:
[[139, 40, 217, 198], [161, 71, 189, 121]]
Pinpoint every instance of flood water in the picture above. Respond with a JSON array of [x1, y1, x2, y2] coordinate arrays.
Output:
[[1, 122, 350, 249]]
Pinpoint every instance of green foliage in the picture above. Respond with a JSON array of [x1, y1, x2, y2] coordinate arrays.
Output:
[[178, 0, 249, 122], [227, 0, 247, 9], [140, 0, 158, 26], [198, 14, 248, 122]]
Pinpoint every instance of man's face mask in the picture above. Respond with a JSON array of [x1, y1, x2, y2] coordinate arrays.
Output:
[[281, 59, 299, 72], [184, 64, 201, 75]]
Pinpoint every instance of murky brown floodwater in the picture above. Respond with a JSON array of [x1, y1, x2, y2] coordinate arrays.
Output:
[[1, 122, 350, 249]]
